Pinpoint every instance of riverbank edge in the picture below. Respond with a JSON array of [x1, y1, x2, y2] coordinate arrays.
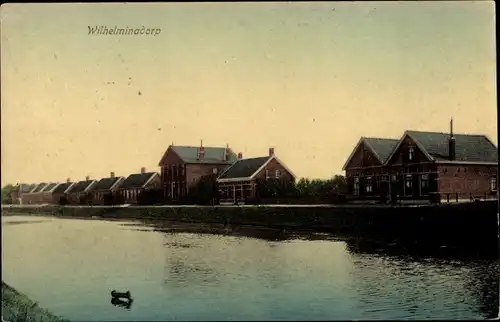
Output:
[[1, 281, 70, 322], [2, 202, 498, 247]]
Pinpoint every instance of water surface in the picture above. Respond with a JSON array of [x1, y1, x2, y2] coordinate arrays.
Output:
[[2, 215, 498, 321]]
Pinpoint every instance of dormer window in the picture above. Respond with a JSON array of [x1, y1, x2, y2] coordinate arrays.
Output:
[[409, 147, 414, 161]]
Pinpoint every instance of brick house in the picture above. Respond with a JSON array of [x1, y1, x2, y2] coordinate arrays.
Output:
[[20, 182, 50, 204], [115, 168, 161, 204], [343, 137, 399, 199], [51, 179, 76, 204], [10, 183, 37, 204], [66, 177, 97, 204], [90, 172, 125, 205], [158, 142, 238, 202], [344, 120, 498, 202], [217, 148, 296, 204]]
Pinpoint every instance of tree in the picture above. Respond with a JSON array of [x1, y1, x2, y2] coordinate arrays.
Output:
[[255, 178, 297, 198], [1, 184, 17, 204], [185, 174, 218, 205], [292, 175, 348, 199]]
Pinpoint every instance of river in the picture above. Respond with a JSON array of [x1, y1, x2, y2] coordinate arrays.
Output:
[[1, 214, 498, 321]]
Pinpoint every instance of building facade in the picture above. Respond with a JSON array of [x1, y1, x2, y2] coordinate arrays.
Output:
[[343, 121, 498, 202], [115, 168, 161, 204], [158, 142, 238, 202], [52, 180, 75, 204], [90, 172, 125, 205], [217, 148, 296, 204], [66, 177, 97, 204]]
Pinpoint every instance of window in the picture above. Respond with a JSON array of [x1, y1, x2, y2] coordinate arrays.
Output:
[[490, 177, 497, 192], [275, 170, 281, 178], [404, 174, 413, 196], [353, 177, 360, 195], [265, 170, 270, 179], [365, 176, 373, 194], [381, 175, 389, 182], [391, 175, 397, 182], [420, 174, 429, 195], [409, 147, 414, 161]]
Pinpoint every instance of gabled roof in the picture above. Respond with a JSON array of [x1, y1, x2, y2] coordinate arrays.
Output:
[[342, 137, 399, 170], [40, 183, 58, 192], [53, 182, 74, 194], [18, 184, 37, 193], [160, 145, 238, 165], [217, 155, 297, 182], [385, 131, 498, 164], [119, 172, 158, 189], [218, 157, 270, 179], [69, 180, 96, 194], [31, 183, 48, 193], [92, 177, 123, 191]]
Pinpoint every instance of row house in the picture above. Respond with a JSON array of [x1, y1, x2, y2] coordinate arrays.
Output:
[[217, 148, 296, 204], [116, 168, 161, 204], [343, 120, 498, 201], [52, 180, 75, 204], [158, 142, 238, 202], [67, 177, 97, 204], [20, 182, 50, 204], [10, 183, 37, 204], [90, 172, 125, 205]]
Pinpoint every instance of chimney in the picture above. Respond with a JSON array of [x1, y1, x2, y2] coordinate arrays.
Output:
[[449, 118, 456, 161], [237, 152, 243, 160], [110, 172, 115, 178], [269, 147, 275, 157], [141, 167, 146, 174], [198, 140, 205, 160], [224, 143, 229, 161], [85, 176, 90, 181], [66, 178, 71, 183]]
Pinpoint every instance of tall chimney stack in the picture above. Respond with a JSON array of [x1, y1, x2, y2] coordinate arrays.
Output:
[[141, 167, 146, 174], [224, 143, 229, 161], [110, 172, 115, 178], [269, 147, 275, 157], [237, 152, 243, 160], [85, 176, 90, 181], [198, 140, 205, 160], [66, 178, 71, 183], [449, 118, 456, 161]]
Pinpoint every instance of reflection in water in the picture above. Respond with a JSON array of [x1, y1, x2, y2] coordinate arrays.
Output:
[[345, 238, 499, 320], [2, 215, 498, 321], [110, 297, 133, 310]]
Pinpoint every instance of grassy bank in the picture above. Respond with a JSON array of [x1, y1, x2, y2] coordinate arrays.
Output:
[[2, 201, 498, 248], [1, 281, 69, 322]]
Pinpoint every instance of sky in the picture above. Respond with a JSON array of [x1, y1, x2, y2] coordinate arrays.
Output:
[[0, 1, 497, 185]]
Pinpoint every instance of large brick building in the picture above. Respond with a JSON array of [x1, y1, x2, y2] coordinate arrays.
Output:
[[343, 121, 498, 202], [217, 148, 296, 204], [158, 142, 238, 202]]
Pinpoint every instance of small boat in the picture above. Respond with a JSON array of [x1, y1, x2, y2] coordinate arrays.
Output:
[[111, 290, 131, 299]]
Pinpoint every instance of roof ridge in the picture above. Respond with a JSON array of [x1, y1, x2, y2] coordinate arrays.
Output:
[[364, 137, 400, 141], [407, 130, 488, 137]]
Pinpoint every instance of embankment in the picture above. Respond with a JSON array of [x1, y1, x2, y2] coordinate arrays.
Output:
[[1, 281, 69, 322], [2, 202, 498, 251]]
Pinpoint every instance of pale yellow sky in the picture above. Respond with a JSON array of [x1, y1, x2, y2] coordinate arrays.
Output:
[[1, 2, 497, 185]]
